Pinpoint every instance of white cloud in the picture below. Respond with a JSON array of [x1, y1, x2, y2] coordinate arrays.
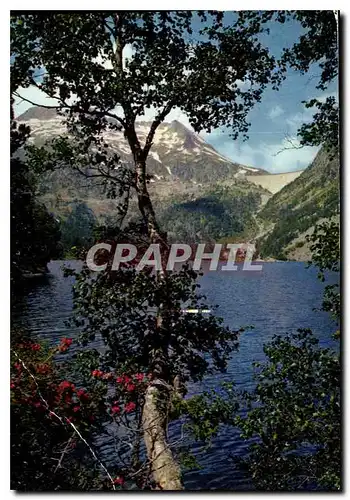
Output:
[[285, 106, 315, 132], [264, 139, 319, 173], [205, 133, 319, 174], [285, 91, 338, 131], [236, 79, 252, 91], [268, 105, 284, 120], [286, 111, 311, 130], [314, 91, 338, 103]]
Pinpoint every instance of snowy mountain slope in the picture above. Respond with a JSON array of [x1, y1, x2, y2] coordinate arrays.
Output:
[[17, 107, 267, 184]]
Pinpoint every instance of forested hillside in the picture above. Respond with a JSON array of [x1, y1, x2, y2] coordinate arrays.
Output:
[[156, 185, 262, 243], [257, 147, 339, 260], [15, 112, 339, 259]]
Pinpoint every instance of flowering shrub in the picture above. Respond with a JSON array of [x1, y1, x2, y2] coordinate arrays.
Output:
[[11, 331, 159, 490], [11, 338, 103, 430]]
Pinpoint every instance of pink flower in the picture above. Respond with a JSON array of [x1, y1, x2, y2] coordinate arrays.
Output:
[[113, 476, 125, 486], [116, 376, 124, 384], [76, 389, 89, 401], [58, 337, 73, 352], [64, 394, 72, 404], [135, 373, 144, 382], [59, 380, 74, 391], [10, 382, 15, 389], [126, 383, 136, 392], [91, 369, 103, 378], [111, 405, 120, 415], [124, 402, 136, 413], [73, 405, 80, 413], [36, 363, 50, 374]]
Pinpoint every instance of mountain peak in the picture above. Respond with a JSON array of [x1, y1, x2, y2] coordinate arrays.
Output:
[[17, 106, 58, 121], [168, 119, 189, 133], [171, 119, 186, 126], [15, 106, 272, 182]]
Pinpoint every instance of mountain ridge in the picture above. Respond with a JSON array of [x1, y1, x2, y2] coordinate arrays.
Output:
[[15, 106, 338, 260], [17, 106, 269, 184]]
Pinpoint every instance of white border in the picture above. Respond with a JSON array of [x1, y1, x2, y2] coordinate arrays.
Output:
[[2, 3, 347, 499]]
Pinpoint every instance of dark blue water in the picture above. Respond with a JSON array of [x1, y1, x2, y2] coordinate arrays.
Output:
[[13, 260, 337, 490]]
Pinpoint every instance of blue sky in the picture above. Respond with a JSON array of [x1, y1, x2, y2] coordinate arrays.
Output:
[[201, 13, 338, 173], [13, 12, 338, 174], [204, 71, 337, 173]]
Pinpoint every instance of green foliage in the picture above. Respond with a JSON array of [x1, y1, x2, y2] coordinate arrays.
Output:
[[11, 12, 280, 138], [298, 97, 339, 152], [278, 11, 338, 92], [60, 201, 97, 256], [236, 329, 340, 491], [11, 328, 185, 491], [180, 215, 341, 491], [236, 217, 341, 491], [307, 219, 340, 324], [237, 11, 339, 151], [173, 383, 238, 444], [11, 118, 62, 282], [178, 449, 201, 472], [280, 11, 338, 151], [67, 258, 240, 383], [10, 12, 282, 255]]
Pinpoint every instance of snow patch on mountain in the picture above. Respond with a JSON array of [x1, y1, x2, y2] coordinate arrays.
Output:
[[150, 151, 162, 163], [17, 106, 272, 185]]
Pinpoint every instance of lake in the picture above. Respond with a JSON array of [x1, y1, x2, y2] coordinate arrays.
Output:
[[12, 260, 337, 490]]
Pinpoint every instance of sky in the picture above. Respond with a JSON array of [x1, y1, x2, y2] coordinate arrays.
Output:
[[200, 14, 338, 173], [13, 13, 338, 174]]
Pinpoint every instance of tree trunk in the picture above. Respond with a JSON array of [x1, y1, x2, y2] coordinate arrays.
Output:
[[134, 156, 183, 490], [142, 380, 183, 490], [110, 14, 182, 487], [135, 159, 166, 244]]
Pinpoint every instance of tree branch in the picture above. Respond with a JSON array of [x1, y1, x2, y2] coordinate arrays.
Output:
[[20, 77, 127, 128], [103, 17, 116, 42], [143, 103, 174, 158], [13, 92, 61, 111], [53, 435, 75, 473], [273, 135, 304, 157]]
